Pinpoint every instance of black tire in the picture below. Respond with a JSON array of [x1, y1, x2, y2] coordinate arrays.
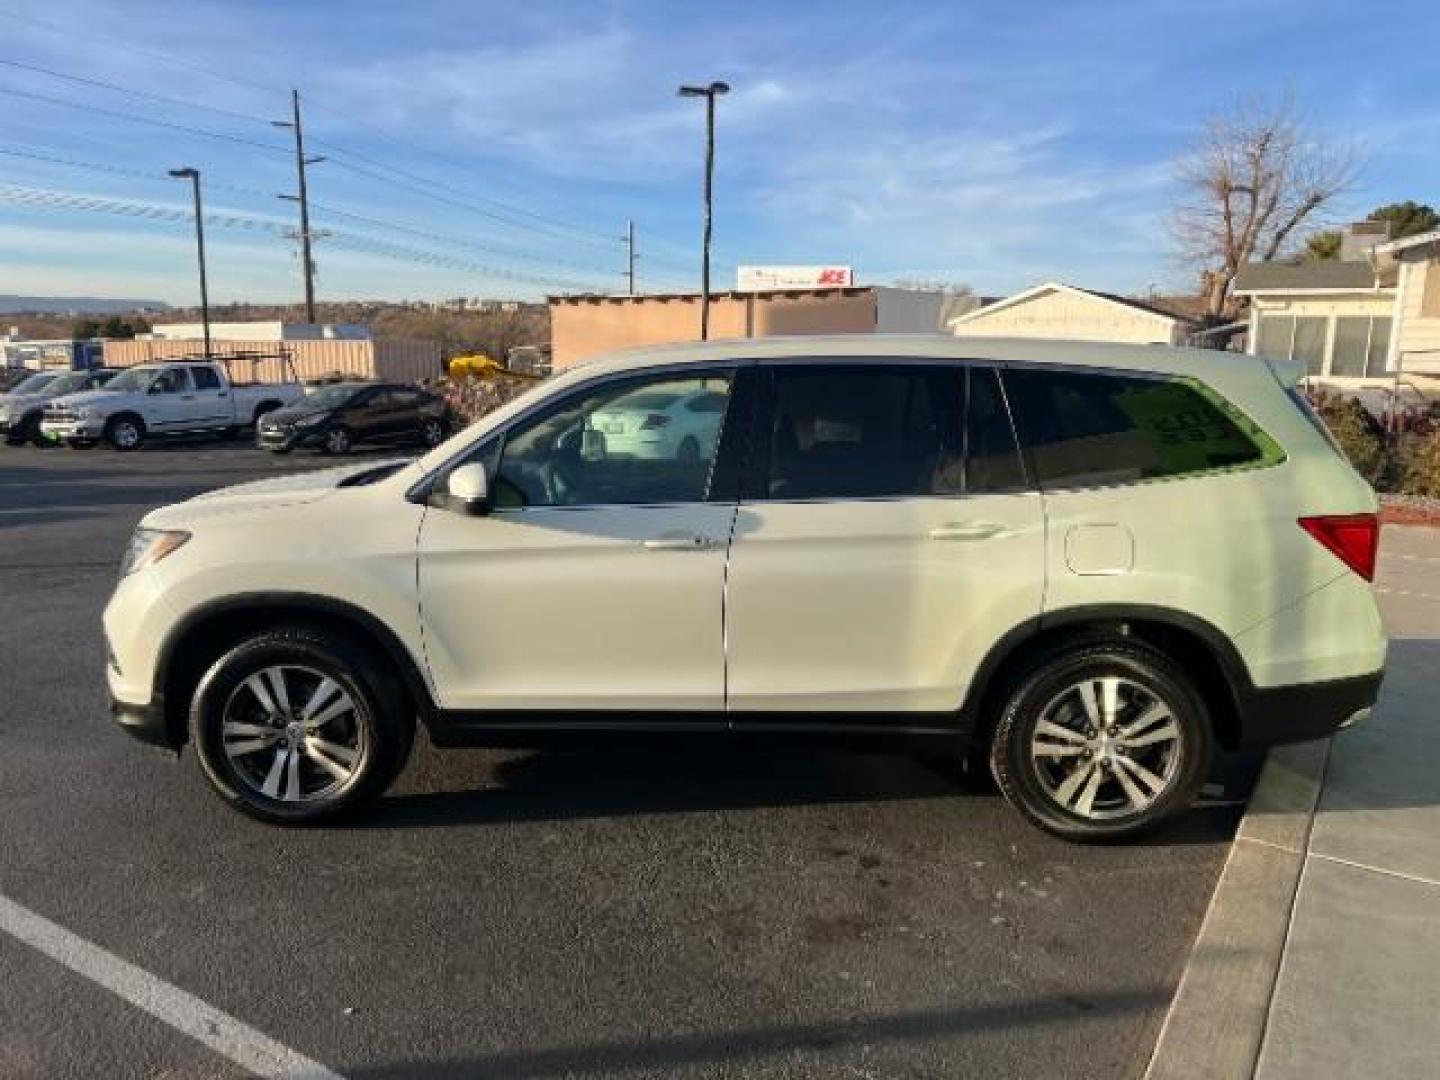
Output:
[[988, 640, 1212, 842], [321, 426, 353, 455], [104, 414, 145, 452], [420, 417, 447, 447], [189, 626, 414, 824]]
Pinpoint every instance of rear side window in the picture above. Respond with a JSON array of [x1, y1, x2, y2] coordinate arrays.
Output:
[[764, 367, 964, 499], [965, 368, 1027, 493], [191, 367, 222, 391], [1002, 368, 1278, 489]]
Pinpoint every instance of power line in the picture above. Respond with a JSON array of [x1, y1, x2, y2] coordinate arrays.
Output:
[[0, 183, 608, 292], [0, 8, 670, 252], [0, 143, 645, 281], [0, 57, 271, 126], [0, 84, 292, 156]]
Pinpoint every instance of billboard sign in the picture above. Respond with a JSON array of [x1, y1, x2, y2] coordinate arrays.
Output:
[[737, 265, 853, 290]]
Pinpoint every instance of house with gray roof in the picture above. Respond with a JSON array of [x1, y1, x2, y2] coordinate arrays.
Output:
[[1235, 227, 1440, 391]]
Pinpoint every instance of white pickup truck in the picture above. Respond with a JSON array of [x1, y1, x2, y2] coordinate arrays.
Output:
[[41, 358, 305, 450]]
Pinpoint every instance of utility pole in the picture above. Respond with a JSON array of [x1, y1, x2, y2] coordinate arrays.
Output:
[[273, 89, 325, 324], [625, 218, 636, 294], [168, 167, 210, 357], [677, 81, 729, 340]]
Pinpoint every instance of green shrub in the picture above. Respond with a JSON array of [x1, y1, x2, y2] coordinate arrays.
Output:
[[1398, 434, 1440, 498], [1316, 397, 1386, 484]]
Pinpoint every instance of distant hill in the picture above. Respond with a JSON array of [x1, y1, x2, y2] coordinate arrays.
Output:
[[0, 295, 171, 315]]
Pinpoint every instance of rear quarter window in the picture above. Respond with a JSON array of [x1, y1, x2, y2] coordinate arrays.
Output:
[[1002, 367, 1282, 489]]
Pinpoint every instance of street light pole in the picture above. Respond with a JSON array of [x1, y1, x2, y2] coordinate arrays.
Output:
[[168, 168, 210, 358], [677, 81, 729, 340]]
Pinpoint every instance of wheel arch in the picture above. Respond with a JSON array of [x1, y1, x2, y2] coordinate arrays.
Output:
[[155, 592, 436, 747], [960, 604, 1252, 751], [252, 400, 284, 424]]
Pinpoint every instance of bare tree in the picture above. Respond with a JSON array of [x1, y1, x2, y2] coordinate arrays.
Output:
[[1173, 96, 1357, 321]]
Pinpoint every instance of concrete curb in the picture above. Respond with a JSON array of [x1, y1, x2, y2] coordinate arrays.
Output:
[[1143, 740, 1331, 1080]]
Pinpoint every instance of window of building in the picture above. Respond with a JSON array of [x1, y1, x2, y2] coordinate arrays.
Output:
[[1003, 368, 1276, 489], [1255, 311, 1391, 377], [1292, 317, 1327, 376]]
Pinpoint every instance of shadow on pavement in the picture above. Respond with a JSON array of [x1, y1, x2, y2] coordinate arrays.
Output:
[[342, 988, 1169, 1079], [344, 739, 1250, 846]]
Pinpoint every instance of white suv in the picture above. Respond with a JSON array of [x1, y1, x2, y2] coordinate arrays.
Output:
[[104, 336, 1386, 840]]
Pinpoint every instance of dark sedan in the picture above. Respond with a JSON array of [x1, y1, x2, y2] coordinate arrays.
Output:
[[257, 381, 450, 455]]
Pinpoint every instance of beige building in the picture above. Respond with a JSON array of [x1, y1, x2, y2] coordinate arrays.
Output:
[[104, 336, 443, 385], [948, 282, 1195, 346], [548, 286, 958, 370], [1235, 229, 1440, 390]]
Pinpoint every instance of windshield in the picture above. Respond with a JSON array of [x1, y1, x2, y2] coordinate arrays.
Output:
[[303, 385, 364, 409], [105, 366, 161, 392], [9, 372, 58, 395], [44, 372, 94, 396]]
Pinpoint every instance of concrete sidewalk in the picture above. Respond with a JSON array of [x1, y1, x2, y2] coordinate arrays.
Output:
[[1148, 525, 1440, 1080]]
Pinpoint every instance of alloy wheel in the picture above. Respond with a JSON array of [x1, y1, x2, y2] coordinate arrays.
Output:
[[325, 428, 351, 454], [422, 420, 445, 446], [113, 421, 140, 450], [220, 664, 366, 803], [1028, 675, 1183, 820]]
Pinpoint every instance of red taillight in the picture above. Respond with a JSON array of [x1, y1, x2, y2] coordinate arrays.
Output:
[[1299, 514, 1379, 581], [640, 413, 670, 430]]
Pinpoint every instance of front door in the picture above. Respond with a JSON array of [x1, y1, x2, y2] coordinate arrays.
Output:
[[724, 363, 1046, 717], [417, 368, 739, 714], [143, 367, 196, 429]]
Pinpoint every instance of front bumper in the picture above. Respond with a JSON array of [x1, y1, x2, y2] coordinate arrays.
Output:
[[109, 693, 179, 751], [1238, 669, 1384, 747], [257, 426, 322, 451], [41, 418, 104, 441]]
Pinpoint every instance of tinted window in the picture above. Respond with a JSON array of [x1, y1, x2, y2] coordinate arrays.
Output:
[[764, 367, 964, 500], [965, 368, 1026, 492], [1003, 368, 1269, 488], [191, 366, 222, 390], [491, 373, 732, 507]]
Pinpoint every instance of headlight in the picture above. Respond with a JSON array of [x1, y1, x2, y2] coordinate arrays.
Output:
[[293, 413, 326, 428], [119, 528, 190, 578]]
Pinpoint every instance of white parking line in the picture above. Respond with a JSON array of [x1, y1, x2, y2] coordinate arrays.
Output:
[[0, 894, 344, 1080]]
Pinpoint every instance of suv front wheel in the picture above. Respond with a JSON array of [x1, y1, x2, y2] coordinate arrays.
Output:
[[989, 641, 1212, 842], [189, 626, 414, 823]]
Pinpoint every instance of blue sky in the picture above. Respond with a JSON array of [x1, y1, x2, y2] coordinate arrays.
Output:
[[0, 0, 1437, 307]]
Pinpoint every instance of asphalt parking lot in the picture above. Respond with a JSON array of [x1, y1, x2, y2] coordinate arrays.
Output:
[[0, 440, 1258, 1079]]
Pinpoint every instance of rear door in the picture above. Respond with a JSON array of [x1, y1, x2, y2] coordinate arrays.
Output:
[[723, 362, 1046, 718], [185, 365, 232, 428]]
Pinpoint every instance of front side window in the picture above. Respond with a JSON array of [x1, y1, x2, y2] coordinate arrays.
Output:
[[763, 366, 964, 500], [150, 368, 191, 394], [491, 372, 733, 508], [1003, 368, 1278, 489]]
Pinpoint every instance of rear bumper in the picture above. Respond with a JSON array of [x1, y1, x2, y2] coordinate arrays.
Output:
[[1237, 669, 1384, 747]]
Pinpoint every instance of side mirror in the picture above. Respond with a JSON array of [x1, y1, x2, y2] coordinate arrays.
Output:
[[147, 383, 165, 395], [442, 463, 490, 516]]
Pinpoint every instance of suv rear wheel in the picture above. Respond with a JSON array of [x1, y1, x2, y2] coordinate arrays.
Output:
[[189, 626, 414, 823], [989, 641, 1212, 842]]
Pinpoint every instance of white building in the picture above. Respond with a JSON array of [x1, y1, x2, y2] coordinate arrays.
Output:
[[1235, 229, 1440, 389], [143, 321, 371, 342], [948, 282, 1194, 346]]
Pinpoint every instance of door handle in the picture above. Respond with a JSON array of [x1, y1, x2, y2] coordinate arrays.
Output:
[[643, 533, 720, 551], [929, 520, 1008, 542]]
